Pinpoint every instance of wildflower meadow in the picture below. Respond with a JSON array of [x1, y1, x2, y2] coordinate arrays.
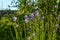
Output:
[[0, 0, 60, 40]]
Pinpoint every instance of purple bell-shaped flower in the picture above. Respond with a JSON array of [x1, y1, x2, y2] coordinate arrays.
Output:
[[55, 4, 58, 9], [24, 15, 29, 23], [34, 9, 39, 16], [29, 13, 34, 19], [24, 15, 28, 19], [24, 19, 29, 23], [27, 2, 31, 6], [13, 16, 17, 21]]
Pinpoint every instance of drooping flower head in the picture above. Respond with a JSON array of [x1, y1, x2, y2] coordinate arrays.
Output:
[[24, 15, 29, 23], [26, 28, 30, 32], [29, 13, 34, 19], [55, 24, 59, 27], [13, 16, 17, 21], [34, 9, 39, 15], [28, 36, 30, 40], [58, 16, 60, 20], [33, 32, 36, 36], [55, 4, 58, 9], [38, 17, 42, 20], [24, 19, 29, 23], [24, 15, 28, 19], [27, 1, 31, 6], [16, 24, 19, 28], [53, 29, 56, 33], [52, 11, 56, 17]]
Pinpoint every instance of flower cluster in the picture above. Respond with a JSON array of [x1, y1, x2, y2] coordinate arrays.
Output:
[[24, 15, 29, 23], [24, 12, 45, 23], [34, 9, 39, 16]]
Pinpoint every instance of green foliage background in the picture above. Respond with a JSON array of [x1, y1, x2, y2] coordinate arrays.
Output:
[[0, 0, 60, 40]]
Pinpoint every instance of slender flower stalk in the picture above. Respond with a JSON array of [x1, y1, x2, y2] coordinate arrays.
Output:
[[24, 15, 28, 19], [39, 15, 45, 40]]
